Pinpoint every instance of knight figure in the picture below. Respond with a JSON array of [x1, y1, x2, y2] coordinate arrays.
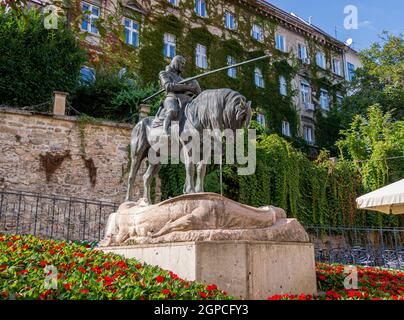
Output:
[[156, 55, 201, 135]]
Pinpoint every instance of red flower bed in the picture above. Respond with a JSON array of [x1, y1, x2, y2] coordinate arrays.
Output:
[[267, 263, 404, 300], [0, 234, 229, 300]]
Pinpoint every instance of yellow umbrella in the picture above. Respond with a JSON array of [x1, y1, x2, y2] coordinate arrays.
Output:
[[356, 179, 404, 214]]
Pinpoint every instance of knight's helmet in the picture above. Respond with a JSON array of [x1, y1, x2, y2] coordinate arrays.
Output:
[[169, 55, 186, 73]]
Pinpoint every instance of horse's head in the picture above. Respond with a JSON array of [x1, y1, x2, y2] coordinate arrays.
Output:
[[235, 97, 252, 129]]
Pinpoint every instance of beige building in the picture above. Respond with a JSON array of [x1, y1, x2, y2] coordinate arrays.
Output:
[[29, 0, 362, 145]]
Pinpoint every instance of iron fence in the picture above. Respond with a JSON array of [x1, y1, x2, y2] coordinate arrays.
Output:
[[0, 189, 118, 242], [305, 225, 404, 269], [0, 189, 403, 269]]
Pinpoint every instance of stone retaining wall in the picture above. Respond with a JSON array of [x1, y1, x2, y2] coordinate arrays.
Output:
[[0, 107, 159, 203]]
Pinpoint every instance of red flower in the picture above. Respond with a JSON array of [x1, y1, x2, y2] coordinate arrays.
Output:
[[0, 264, 6, 271], [103, 276, 114, 286], [135, 264, 142, 270], [78, 267, 87, 273], [155, 276, 164, 283], [49, 249, 55, 255], [16, 269, 28, 275], [80, 289, 89, 294], [207, 284, 217, 291], [162, 289, 170, 295], [104, 261, 111, 269], [40, 260, 47, 267], [318, 275, 326, 281], [169, 271, 179, 280], [64, 284, 72, 291], [199, 292, 207, 298]]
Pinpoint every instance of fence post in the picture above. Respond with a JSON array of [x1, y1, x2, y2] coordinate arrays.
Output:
[[15, 192, 22, 234]]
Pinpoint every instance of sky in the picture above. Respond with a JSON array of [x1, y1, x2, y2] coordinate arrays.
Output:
[[266, 0, 404, 51]]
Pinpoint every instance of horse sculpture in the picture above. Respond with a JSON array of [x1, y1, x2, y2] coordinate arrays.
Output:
[[125, 88, 252, 204]]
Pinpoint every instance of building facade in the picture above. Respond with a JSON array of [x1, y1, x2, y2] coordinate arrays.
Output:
[[29, 0, 362, 146]]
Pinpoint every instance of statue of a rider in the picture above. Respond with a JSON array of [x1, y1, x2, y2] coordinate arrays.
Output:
[[156, 55, 201, 135]]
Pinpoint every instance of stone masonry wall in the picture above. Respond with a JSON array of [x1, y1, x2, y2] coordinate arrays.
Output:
[[0, 107, 158, 204]]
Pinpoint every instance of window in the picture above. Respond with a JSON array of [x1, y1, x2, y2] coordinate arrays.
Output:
[[227, 56, 236, 78], [252, 24, 263, 42], [332, 58, 341, 75], [347, 62, 355, 81], [279, 76, 287, 96], [275, 33, 286, 52], [257, 113, 266, 127], [254, 68, 264, 88], [298, 43, 308, 62], [320, 89, 329, 111], [81, 2, 100, 34], [303, 126, 314, 143], [316, 52, 326, 69], [168, 0, 178, 6], [163, 33, 176, 58], [336, 93, 344, 107], [196, 44, 208, 69], [300, 81, 311, 104], [224, 11, 235, 29], [80, 66, 95, 83], [195, 0, 206, 17], [123, 18, 139, 47], [282, 121, 291, 137]]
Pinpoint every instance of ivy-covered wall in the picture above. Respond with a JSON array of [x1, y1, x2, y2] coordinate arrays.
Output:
[[159, 134, 399, 228]]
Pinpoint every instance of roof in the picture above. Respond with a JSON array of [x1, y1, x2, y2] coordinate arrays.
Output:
[[239, 0, 352, 52]]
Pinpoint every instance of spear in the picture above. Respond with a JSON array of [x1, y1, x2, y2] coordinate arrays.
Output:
[[142, 54, 272, 103]]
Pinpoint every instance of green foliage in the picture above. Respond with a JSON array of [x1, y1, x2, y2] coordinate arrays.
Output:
[[0, 234, 231, 300], [160, 133, 398, 228], [343, 32, 404, 123], [70, 68, 157, 122], [0, 7, 85, 107]]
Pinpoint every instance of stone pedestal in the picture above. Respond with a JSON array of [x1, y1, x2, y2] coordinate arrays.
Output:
[[101, 240, 317, 300]]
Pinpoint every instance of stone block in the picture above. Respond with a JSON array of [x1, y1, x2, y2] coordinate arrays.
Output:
[[100, 241, 317, 300]]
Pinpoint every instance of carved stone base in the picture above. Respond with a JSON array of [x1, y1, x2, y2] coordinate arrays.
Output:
[[100, 240, 317, 299]]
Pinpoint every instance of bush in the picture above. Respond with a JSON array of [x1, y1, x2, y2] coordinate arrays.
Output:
[[0, 9, 85, 107], [0, 234, 231, 300], [70, 68, 158, 122]]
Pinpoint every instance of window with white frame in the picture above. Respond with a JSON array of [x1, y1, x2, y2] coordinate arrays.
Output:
[[320, 89, 330, 111], [163, 33, 176, 58], [282, 120, 291, 137], [124, 18, 139, 47], [227, 56, 236, 78], [195, 0, 206, 17], [316, 52, 326, 69], [81, 2, 100, 34], [303, 126, 314, 143], [224, 11, 236, 30], [254, 68, 264, 88], [332, 58, 341, 75], [251, 24, 263, 42], [275, 33, 286, 52], [196, 44, 208, 69], [347, 62, 355, 81], [279, 75, 287, 96], [257, 113, 266, 127], [336, 93, 344, 107], [298, 43, 308, 61], [300, 81, 311, 104], [168, 0, 178, 6]]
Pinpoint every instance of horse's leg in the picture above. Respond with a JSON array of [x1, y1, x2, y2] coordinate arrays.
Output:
[[143, 163, 161, 204], [126, 122, 149, 202], [195, 161, 207, 193], [182, 143, 195, 194]]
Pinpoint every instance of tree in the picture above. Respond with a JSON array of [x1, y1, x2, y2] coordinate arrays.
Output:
[[0, 7, 86, 107], [337, 105, 403, 191], [342, 32, 404, 123]]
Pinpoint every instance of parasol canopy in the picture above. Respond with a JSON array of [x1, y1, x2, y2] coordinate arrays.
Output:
[[356, 179, 404, 214]]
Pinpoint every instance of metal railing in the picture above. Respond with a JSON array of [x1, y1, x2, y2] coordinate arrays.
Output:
[[305, 225, 404, 269], [0, 189, 118, 242]]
